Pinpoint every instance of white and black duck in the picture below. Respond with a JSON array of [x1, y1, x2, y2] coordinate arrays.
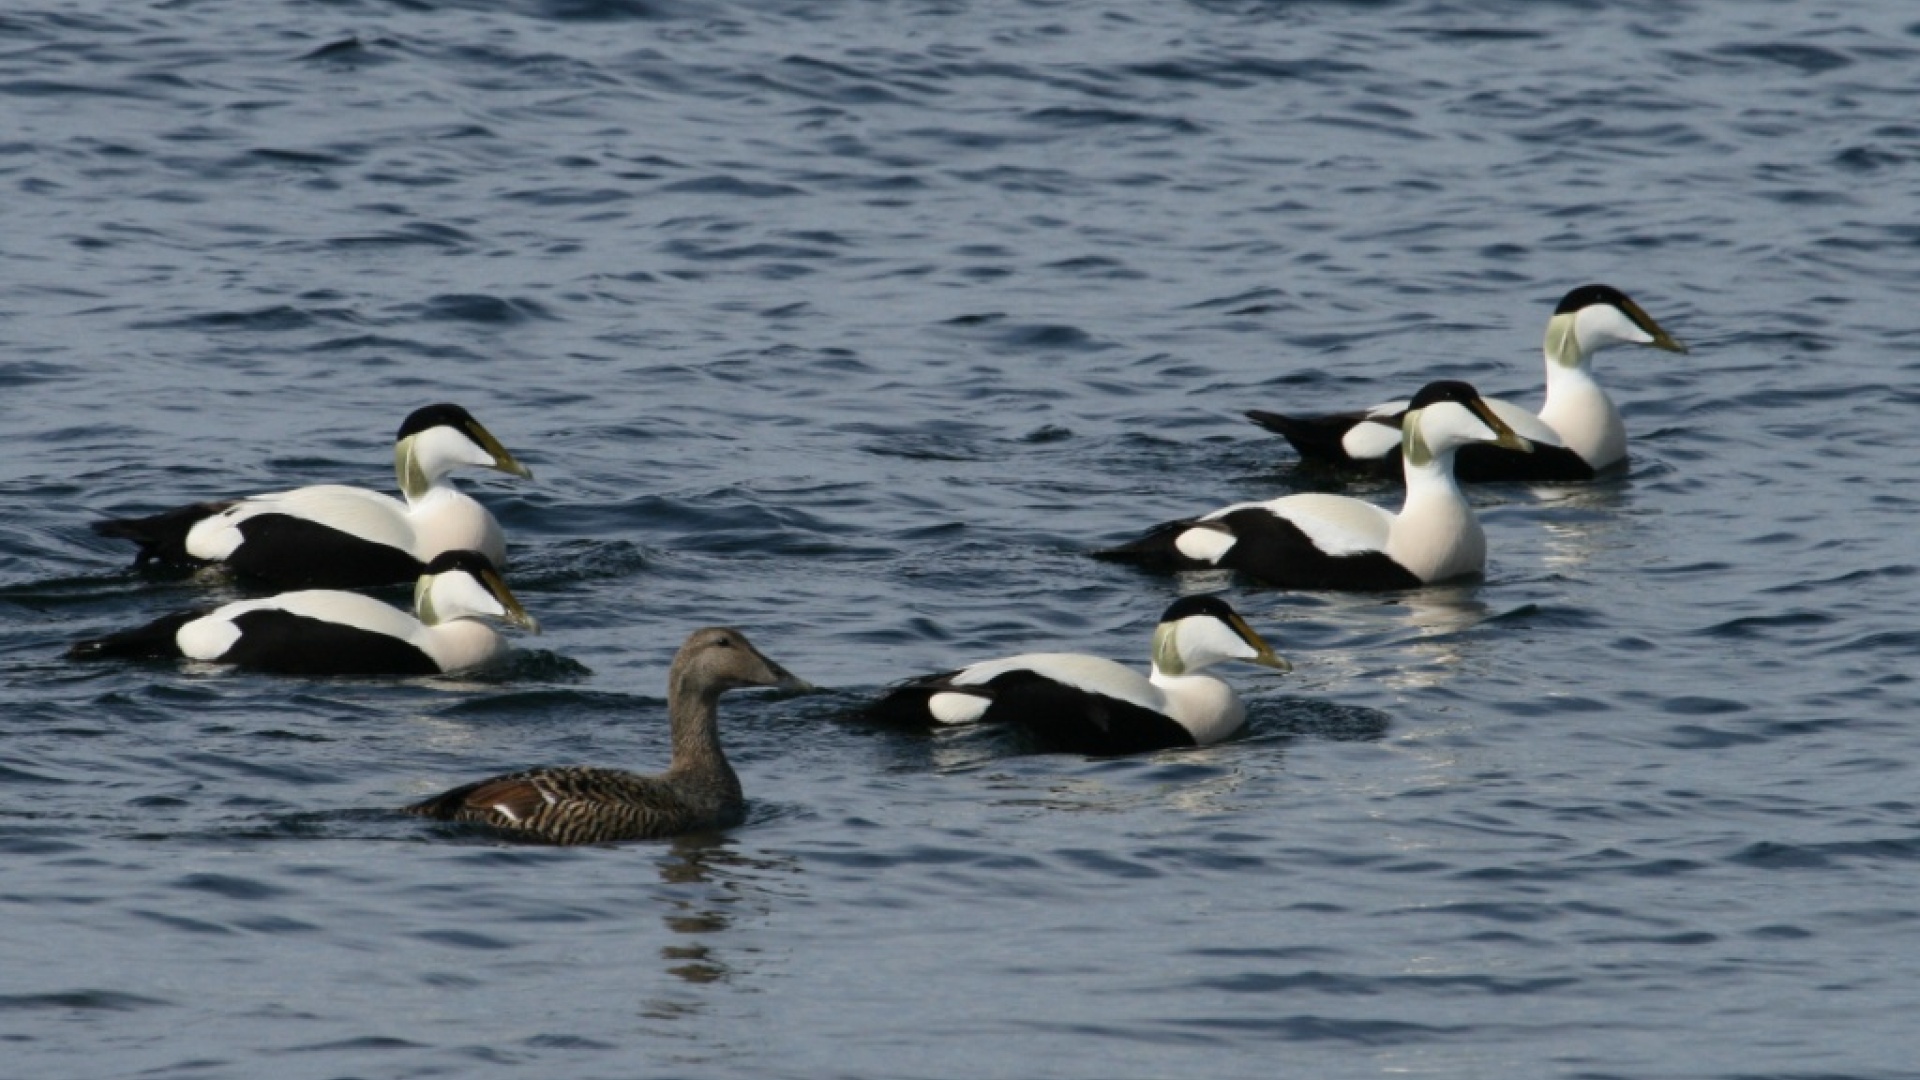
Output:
[[67, 550, 538, 676], [1246, 284, 1687, 481], [405, 627, 805, 844], [862, 595, 1289, 755], [1098, 381, 1530, 590], [91, 403, 531, 588]]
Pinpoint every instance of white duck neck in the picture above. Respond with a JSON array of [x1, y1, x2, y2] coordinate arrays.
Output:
[[1539, 314, 1624, 466], [1389, 449, 1484, 582], [1147, 666, 1242, 743]]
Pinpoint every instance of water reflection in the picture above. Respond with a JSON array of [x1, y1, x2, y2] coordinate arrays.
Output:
[[642, 838, 801, 1019], [1526, 480, 1636, 574], [975, 760, 1254, 814], [1293, 585, 1497, 692], [1381, 586, 1495, 690]]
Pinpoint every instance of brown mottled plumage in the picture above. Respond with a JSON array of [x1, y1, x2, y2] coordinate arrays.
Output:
[[404, 627, 803, 844]]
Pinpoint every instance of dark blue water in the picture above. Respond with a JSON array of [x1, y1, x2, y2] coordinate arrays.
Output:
[[5, 1, 1919, 1077]]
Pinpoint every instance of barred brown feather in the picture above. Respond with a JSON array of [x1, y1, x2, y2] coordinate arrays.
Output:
[[402, 626, 802, 845], [405, 765, 742, 845]]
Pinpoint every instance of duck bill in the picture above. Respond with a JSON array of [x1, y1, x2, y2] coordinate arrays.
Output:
[[768, 657, 816, 693], [467, 420, 534, 480], [1228, 611, 1292, 673], [1468, 400, 1534, 453], [1619, 296, 1689, 354], [482, 568, 541, 633]]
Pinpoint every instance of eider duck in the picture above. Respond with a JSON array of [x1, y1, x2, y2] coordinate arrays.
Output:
[[862, 595, 1288, 755], [1097, 381, 1529, 590], [405, 627, 805, 844], [1246, 284, 1688, 481], [66, 550, 538, 676], [91, 403, 531, 588]]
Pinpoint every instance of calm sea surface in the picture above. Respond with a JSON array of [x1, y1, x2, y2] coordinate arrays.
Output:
[[4, 1, 1918, 1077]]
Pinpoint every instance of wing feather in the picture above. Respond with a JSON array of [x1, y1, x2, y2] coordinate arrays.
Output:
[[1483, 398, 1564, 447], [955, 653, 1162, 714], [188, 485, 414, 560], [1210, 495, 1393, 557]]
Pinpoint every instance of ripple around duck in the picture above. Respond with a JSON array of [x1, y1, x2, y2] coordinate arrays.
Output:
[[0, 990, 174, 1012], [1249, 697, 1393, 744], [1725, 837, 1920, 874]]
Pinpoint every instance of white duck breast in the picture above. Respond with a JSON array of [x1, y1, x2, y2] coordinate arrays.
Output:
[[1245, 284, 1686, 482], [865, 596, 1289, 755], [67, 550, 537, 676], [1098, 382, 1530, 590], [90, 403, 530, 589]]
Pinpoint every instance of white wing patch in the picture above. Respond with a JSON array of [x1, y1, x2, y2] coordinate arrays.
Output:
[[181, 592, 421, 656], [1259, 494, 1395, 556], [953, 653, 1165, 715], [185, 510, 252, 561], [1482, 397, 1564, 447], [265, 590, 424, 641], [176, 614, 243, 661], [1342, 419, 1403, 460], [179, 592, 430, 662], [927, 690, 992, 725], [1173, 523, 1238, 564], [186, 485, 415, 560]]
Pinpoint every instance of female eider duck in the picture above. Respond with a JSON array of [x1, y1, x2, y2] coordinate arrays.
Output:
[[405, 627, 805, 845], [1097, 381, 1529, 590], [1246, 284, 1688, 482], [91, 403, 532, 589], [66, 550, 538, 676], [862, 595, 1288, 756]]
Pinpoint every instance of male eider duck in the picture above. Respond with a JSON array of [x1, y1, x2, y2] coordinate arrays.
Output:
[[66, 550, 538, 676], [862, 596, 1289, 755], [91, 403, 532, 588], [405, 627, 805, 844], [1246, 284, 1688, 481], [1097, 381, 1529, 590]]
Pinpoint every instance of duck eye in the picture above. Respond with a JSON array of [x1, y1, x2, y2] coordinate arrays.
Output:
[[715, 636, 733, 648]]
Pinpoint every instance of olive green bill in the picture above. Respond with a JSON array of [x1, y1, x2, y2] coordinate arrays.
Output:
[[466, 419, 534, 480], [480, 566, 541, 633], [1619, 295, 1689, 354], [1466, 397, 1534, 453], [1227, 609, 1293, 672]]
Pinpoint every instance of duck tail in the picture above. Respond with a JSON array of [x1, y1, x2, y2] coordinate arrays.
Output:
[[66, 609, 203, 662], [90, 502, 231, 567], [1244, 409, 1361, 462], [1089, 520, 1207, 568], [857, 679, 952, 730]]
